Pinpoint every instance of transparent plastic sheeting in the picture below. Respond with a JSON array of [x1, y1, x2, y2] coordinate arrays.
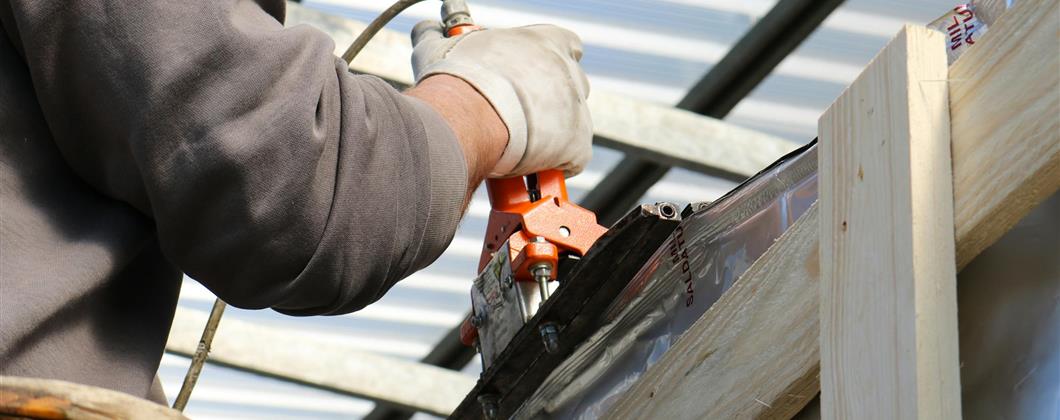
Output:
[[523, 4, 1031, 415], [927, 0, 1018, 64], [523, 143, 819, 419]]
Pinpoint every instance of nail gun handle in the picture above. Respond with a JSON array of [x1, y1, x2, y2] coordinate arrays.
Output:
[[440, 9, 571, 206]]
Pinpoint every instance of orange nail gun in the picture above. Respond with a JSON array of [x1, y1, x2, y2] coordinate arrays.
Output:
[[440, 0, 608, 369]]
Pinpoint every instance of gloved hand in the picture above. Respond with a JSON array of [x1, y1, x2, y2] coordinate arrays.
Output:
[[411, 21, 592, 178]]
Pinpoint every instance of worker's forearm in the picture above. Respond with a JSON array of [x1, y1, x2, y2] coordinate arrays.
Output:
[[406, 74, 508, 202], [9, 0, 482, 314]]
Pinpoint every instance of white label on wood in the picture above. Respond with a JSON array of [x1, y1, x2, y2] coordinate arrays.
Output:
[[819, 25, 960, 420]]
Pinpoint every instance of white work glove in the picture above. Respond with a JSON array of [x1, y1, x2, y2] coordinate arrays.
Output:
[[411, 21, 593, 178]]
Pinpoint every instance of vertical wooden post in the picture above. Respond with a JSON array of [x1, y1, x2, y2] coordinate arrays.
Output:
[[819, 25, 960, 420]]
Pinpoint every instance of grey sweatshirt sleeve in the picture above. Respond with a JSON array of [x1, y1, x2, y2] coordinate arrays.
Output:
[[2, 0, 469, 314]]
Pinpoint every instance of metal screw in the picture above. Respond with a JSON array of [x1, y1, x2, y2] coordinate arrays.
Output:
[[471, 313, 486, 328], [477, 394, 500, 420], [503, 274, 514, 288], [539, 323, 560, 354], [530, 263, 552, 303]]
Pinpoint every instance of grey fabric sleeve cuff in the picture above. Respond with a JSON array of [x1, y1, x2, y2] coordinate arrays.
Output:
[[405, 96, 469, 272]]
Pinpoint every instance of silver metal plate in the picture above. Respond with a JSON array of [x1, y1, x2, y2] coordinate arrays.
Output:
[[470, 242, 530, 370]]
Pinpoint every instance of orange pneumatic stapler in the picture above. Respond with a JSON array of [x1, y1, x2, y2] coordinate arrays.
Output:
[[441, 0, 608, 370], [462, 171, 607, 369]]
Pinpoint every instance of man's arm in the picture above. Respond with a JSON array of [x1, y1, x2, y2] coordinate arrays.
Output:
[[407, 75, 507, 204], [1, 0, 589, 315], [2, 0, 475, 314]]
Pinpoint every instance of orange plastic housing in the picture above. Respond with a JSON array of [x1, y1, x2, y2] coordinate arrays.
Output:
[[446, 24, 479, 36], [478, 170, 608, 282]]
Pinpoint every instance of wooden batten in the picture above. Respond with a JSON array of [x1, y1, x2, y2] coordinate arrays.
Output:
[[818, 25, 960, 420]]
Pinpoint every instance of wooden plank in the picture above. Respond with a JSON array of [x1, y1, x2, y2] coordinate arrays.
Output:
[[605, 203, 821, 420], [283, 2, 798, 180], [165, 309, 475, 417], [0, 376, 188, 419], [948, 0, 1060, 269], [819, 25, 959, 419], [590, 93, 800, 179]]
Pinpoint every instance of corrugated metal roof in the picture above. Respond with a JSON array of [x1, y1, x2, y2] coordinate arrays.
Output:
[[160, 1, 961, 418]]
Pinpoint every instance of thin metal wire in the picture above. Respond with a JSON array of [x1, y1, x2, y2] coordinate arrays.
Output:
[[173, 298, 227, 411], [341, 0, 430, 64]]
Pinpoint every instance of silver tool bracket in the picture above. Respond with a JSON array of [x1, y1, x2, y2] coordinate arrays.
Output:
[[470, 242, 539, 370]]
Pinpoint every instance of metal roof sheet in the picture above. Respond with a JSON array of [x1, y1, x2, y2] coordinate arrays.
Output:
[[161, 1, 963, 418]]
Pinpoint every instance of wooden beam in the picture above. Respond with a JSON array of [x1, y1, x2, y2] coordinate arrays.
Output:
[[818, 25, 959, 419], [948, 0, 1060, 269], [605, 1, 1057, 416], [0, 377, 188, 419], [604, 204, 822, 420], [589, 94, 799, 179], [165, 309, 475, 417], [283, 2, 798, 180]]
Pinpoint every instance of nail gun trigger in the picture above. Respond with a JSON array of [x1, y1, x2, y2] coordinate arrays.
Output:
[[525, 173, 541, 202]]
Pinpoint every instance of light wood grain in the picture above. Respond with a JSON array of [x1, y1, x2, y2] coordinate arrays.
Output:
[[949, 0, 1060, 269], [604, 204, 822, 420], [0, 376, 188, 419], [819, 25, 960, 420]]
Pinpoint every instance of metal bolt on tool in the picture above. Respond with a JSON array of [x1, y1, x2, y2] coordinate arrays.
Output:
[[477, 394, 500, 420], [530, 263, 552, 304], [657, 202, 679, 219], [539, 323, 560, 354], [470, 313, 487, 328]]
